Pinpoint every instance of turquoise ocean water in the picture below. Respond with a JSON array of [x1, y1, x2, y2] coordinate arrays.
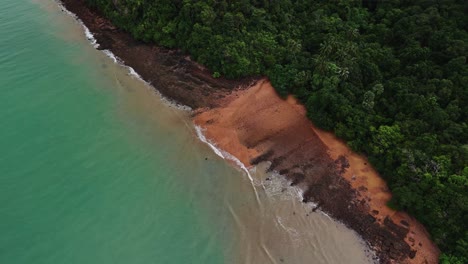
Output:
[[0, 1, 373, 264], [0, 1, 236, 263]]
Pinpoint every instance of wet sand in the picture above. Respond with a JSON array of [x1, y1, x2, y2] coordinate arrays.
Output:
[[59, 1, 439, 263], [223, 162, 375, 264]]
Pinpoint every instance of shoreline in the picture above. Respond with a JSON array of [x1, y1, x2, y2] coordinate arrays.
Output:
[[193, 80, 439, 263], [59, 1, 439, 263]]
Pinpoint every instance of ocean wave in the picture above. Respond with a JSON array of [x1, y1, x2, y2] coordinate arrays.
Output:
[[128, 67, 141, 79], [101, 49, 191, 110], [193, 125, 254, 183], [261, 168, 345, 225], [194, 125, 225, 159], [56, 1, 99, 48], [102, 49, 120, 63], [57, 1, 192, 112], [194, 125, 261, 205]]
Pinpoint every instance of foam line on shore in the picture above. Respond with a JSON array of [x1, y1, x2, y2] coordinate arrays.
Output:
[[102, 50, 192, 111], [102, 49, 120, 63], [57, 1, 99, 48], [58, 0, 192, 112], [194, 125, 261, 206]]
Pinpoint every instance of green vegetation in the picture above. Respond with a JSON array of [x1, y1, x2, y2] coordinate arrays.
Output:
[[85, 0, 467, 262]]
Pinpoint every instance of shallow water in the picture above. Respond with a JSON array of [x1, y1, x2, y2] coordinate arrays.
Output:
[[0, 1, 374, 263]]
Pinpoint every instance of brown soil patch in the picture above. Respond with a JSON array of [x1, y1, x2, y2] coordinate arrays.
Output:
[[312, 126, 440, 264]]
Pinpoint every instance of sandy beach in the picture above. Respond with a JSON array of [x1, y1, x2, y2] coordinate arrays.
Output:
[[194, 80, 439, 263]]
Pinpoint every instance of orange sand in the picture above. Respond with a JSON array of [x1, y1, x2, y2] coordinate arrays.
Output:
[[193, 79, 439, 263], [312, 126, 440, 264], [193, 80, 314, 166]]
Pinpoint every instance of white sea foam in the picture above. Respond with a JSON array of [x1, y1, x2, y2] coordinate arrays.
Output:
[[57, 1, 99, 48], [263, 169, 337, 222], [264, 172, 377, 262], [128, 67, 141, 79], [194, 125, 261, 205], [83, 26, 98, 47], [158, 95, 193, 111], [57, 1, 75, 18], [103, 49, 192, 111], [194, 125, 252, 181], [194, 125, 225, 159], [58, 1, 192, 112], [102, 49, 119, 63]]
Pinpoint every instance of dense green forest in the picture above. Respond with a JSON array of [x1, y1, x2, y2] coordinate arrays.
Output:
[[85, 0, 467, 262]]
